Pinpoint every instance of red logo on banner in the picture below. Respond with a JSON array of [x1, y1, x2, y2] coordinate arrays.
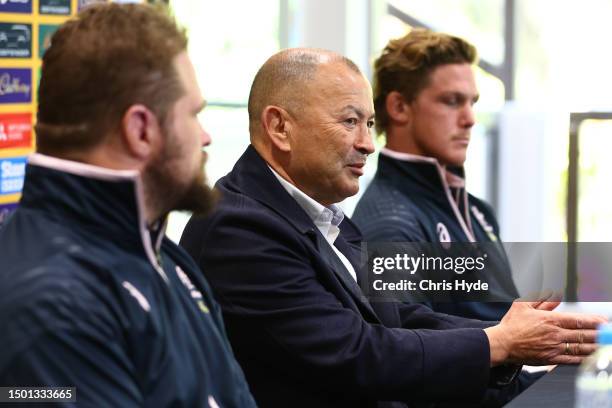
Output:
[[0, 113, 32, 149]]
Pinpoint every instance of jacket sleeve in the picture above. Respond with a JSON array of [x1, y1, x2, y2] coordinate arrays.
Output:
[[182, 202, 493, 403], [0, 269, 141, 408]]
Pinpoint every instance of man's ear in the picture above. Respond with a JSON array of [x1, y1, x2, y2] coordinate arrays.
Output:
[[261, 105, 292, 152], [385, 91, 411, 125], [121, 104, 162, 160]]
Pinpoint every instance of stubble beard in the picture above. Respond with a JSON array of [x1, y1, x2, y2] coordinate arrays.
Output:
[[143, 135, 219, 223], [172, 153, 219, 216]]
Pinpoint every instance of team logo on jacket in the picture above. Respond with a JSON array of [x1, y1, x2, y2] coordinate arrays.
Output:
[[175, 266, 210, 314], [436, 222, 451, 249]]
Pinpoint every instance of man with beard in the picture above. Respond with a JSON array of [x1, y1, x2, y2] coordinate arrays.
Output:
[[180, 48, 606, 408], [0, 4, 255, 407]]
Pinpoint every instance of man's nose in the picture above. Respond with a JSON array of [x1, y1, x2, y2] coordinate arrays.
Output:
[[355, 125, 375, 155], [461, 104, 476, 128], [201, 126, 211, 147]]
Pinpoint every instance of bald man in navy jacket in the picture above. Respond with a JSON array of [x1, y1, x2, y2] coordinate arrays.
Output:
[[181, 48, 605, 408]]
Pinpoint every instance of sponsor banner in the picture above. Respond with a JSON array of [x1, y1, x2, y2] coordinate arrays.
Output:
[[78, 0, 107, 11], [0, 112, 31, 149], [38, 24, 59, 58], [39, 0, 70, 15], [0, 23, 31, 58], [0, 202, 17, 227], [0, 68, 31, 104], [0, 0, 32, 14], [0, 156, 26, 195]]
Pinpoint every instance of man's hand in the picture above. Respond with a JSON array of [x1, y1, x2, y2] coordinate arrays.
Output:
[[484, 298, 608, 366]]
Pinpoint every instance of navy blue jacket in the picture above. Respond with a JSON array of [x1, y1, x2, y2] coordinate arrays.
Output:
[[0, 154, 256, 407], [180, 146, 502, 408], [353, 152, 519, 321]]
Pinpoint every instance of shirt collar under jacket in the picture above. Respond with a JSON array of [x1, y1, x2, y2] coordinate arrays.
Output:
[[267, 165, 344, 245], [267, 164, 357, 282]]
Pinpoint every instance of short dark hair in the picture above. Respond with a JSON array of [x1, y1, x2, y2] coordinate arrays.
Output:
[[373, 28, 477, 134], [36, 3, 188, 155]]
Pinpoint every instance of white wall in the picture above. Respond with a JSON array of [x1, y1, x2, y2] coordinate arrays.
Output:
[[497, 102, 569, 242], [283, 0, 374, 77]]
